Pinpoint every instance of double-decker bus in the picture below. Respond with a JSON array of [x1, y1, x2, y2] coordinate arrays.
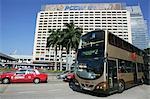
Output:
[[69, 30, 145, 95]]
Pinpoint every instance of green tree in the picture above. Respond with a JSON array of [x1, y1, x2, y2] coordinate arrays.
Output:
[[63, 22, 83, 70], [46, 29, 62, 71], [46, 22, 82, 71]]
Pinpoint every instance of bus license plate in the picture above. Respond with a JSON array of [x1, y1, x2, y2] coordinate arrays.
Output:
[[83, 87, 91, 91]]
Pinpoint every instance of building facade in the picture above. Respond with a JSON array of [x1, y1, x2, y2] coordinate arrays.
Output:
[[126, 6, 149, 49], [0, 52, 16, 63], [10, 55, 33, 64], [33, 3, 132, 70], [0, 52, 16, 67]]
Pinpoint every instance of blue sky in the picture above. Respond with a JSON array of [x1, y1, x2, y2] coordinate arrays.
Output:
[[0, 0, 149, 55]]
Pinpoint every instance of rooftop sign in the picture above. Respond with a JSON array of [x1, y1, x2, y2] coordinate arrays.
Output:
[[43, 3, 124, 11]]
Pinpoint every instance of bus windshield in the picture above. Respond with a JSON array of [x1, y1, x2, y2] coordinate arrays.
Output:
[[78, 44, 104, 59], [76, 30, 105, 80]]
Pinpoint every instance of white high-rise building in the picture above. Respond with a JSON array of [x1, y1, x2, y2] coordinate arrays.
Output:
[[33, 3, 132, 70]]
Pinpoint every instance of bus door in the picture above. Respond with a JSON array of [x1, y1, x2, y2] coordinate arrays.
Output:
[[133, 63, 137, 83], [108, 60, 118, 90]]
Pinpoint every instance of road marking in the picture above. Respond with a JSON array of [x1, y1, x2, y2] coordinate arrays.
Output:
[[47, 89, 62, 92], [17, 89, 62, 94], [2, 88, 63, 95], [0, 85, 9, 93], [18, 91, 38, 94]]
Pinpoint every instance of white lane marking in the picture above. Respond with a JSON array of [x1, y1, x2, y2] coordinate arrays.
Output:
[[17, 89, 62, 94], [18, 91, 37, 94]]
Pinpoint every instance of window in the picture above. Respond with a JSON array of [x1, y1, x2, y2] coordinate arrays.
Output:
[[40, 58, 44, 60], [45, 55, 49, 57], [137, 63, 143, 72], [125, 61, 133, 72], [36, 58, 39, 60], [28, 70, 36, 74], [108, 33, 116, 45], [118, 60, 125, 73], [118, 60, 133, 73], [45, 59, 49, 60], [116, 37, 122, 47], [16, 70, 26, 74]]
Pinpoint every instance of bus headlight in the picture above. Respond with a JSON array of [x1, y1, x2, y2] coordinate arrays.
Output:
[[96, 82, 108, 91]]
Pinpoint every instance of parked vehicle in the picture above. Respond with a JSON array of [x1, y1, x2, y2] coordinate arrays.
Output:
[[0, 69, 48, 84], [66, 73, 75, 82], [56, 70, 74, 81]]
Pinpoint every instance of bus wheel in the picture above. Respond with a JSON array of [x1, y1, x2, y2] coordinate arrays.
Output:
[[118, 81, 125, 93]]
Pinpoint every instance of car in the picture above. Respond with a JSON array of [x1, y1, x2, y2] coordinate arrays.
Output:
[[57, 70, 77, 82], [65, 73, 75, 82], [0, 69, 48, 84], [56, 70, 75, 81], [56, 70, 71, 79]]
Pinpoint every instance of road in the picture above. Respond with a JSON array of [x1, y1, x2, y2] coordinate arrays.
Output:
[[0, 80, 149, 99]]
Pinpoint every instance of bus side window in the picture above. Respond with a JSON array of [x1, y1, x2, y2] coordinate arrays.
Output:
[[118, 67, 126, 73], [137, 63, 144, 72], [118, 60, 127, 73]]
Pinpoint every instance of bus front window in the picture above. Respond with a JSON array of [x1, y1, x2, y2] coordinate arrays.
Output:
[[76, 46, 104, 80]]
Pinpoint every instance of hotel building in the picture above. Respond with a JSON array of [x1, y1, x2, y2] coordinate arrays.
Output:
[[33, 3, 132, 70]]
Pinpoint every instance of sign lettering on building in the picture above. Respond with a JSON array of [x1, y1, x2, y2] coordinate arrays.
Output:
[[43, 3, 123, 11]]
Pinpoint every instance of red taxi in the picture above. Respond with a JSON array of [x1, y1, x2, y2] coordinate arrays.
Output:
[[0, 69, 48, 84]]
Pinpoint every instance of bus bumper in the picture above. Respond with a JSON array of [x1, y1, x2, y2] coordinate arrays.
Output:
[[92, 89, 109, 95]]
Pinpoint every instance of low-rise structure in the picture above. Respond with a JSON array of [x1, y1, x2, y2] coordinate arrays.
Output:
[[10, 55, 33, 64], [0, 52, 16, 63]]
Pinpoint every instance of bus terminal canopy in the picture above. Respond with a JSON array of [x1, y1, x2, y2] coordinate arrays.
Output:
[[0, 52, 17, 61]]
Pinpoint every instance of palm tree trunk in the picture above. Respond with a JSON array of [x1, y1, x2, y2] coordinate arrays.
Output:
[[54, 46, 57, 71], [66, 53, 69, 71], [68, 47, 72, 71], [60, 45, 63, 71]]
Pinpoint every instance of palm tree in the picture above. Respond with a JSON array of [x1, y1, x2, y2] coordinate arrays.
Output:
[[63, 22, 83, 70], [46, 29, 62, 71], [46, 22, 82, 71]]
